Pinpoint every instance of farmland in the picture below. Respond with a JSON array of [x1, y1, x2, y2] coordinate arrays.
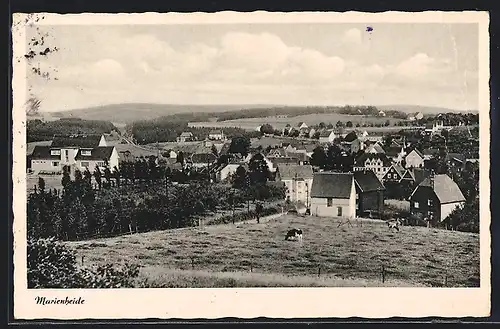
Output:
[[68, 214, 480, 288], [189, 113, 410, 131]]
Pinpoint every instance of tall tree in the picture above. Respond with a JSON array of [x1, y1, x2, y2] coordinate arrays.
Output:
[[229, 135, 251, 157], [232, 166, 248, 189], [326, 144, 342, 171], [310, 146, 327, 168], [248, 153, 270, 185], [93, 167, 102, 190]]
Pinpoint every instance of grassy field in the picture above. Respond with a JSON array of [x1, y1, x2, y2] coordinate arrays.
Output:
[[189, 113, 409, 131], [27, 173, 63, 192], [68, 214, 480, 288]]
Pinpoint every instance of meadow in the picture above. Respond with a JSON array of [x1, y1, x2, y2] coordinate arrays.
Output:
[[68, 214, 480, 288], [188, 113, 409, 131]]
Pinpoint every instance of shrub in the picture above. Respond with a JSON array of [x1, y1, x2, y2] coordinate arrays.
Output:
[[28, 237, 141, 288]]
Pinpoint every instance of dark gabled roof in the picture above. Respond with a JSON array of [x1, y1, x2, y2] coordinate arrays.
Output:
[[392, 163, 406, 176], [422, 148, 440, 156], [31, 146, 60, 160], [27, 141, 52, 156], [277, 164, 314, 180], [304, 144, 318, 152], [51, 134, 102, 148], [310, 172, 354, 199], [286, 151, 309, 162], [344, 131, 358, 143], [355, 152, 392, 166], [268, 156, 300, 166], [191, 153, 217, 164], [401, 169, 415, 181], [446, 153, 466, 163], [267, 148, 287, 157], [366, 143, 385, 154], [384, 146, 403, 157], [354, 170, 385, 192], [75, 146, 115, 161], [319, 130, 334, 137], [414, 174, 465, 204]]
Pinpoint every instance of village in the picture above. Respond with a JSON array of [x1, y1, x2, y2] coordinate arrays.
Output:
[[26, 110, 480, 233]]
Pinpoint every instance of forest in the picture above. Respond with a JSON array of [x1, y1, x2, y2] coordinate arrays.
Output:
[[128, 118, 261, 144], [27, 118, 118, 142]]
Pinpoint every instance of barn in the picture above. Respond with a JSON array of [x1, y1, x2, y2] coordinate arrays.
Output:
[[354, 170, 385, 218]]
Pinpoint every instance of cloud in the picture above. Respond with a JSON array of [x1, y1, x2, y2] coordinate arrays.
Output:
[[342, 28, 363, 45], [28, 29, 477, 111]]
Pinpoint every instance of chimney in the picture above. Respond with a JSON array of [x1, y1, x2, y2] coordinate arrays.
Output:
[[429, 169, 435, 189]]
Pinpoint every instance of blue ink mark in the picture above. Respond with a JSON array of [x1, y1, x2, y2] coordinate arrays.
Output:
[[366, 26, 373, 32]]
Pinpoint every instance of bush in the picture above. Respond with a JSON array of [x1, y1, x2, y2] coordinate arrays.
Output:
[[28, 237, 141, 288], [209, 206, 281, 225]]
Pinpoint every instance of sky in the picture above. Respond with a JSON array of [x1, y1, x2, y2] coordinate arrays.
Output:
[[25, 23, 479, 112]]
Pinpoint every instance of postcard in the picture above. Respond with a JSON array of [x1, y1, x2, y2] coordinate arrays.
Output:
[[11, 11, 490, 320]]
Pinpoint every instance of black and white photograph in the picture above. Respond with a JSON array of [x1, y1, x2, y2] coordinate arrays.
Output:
[[12, 11, 490, 319]]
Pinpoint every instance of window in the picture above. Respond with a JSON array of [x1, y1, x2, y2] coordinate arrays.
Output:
[[428, 199, 433, 207], [356, 193, 359, 200], [387, 173, 391, 179], [337, 207, 343, 216], [52, 161, 59, 167], [81, 162, 89, 167], [97, 161, 105, 167], [414, 201, 419, 209], [327, 198, 333, 207], [81, 150, 92, 156], [50, 149, 61, 155]]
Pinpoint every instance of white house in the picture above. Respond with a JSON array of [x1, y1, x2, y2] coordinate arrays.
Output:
[[30, 134, 108, 174], [408, 112, 424, 121], [208, 130, 225, 141], [425, 121, 445, 134], [318, 130, 336, 144], [177, 131, 194, 143], [217, 163, 245, 182], [275, 164, 313, 206], [310, 172, 356, 218], [405, 149, 425, 168], [353, 153, 392, 180], [296, 122, 308, 130], [75, 146, 120, 172]]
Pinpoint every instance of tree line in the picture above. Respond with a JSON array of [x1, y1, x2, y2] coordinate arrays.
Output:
[[128, 118, 261, 145], [27, 118, 118, 142]]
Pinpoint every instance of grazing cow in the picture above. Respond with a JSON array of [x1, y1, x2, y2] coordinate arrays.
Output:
[[285, 228, 303, 242], [387, 218, 402, 232]]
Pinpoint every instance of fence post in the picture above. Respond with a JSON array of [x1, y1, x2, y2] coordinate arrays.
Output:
[[382, 264, 386, 284], [191, 257, 194, 270], [318, 265, 321, 278], [444, 271, 448, 287]]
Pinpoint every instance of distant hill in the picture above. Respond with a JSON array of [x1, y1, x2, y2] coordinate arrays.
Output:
[[50, 103, 275, 124], [377, 105, 476, 115], [46, 103, 475, 125]]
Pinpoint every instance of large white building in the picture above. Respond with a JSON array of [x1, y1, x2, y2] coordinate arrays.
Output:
[[275, 164, 313, 206], [30, 134, 119, 174]]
